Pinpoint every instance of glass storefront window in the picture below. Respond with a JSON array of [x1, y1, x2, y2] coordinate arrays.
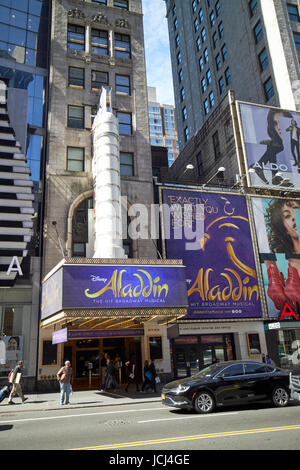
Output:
[[278, 329, 300, 369], [0, 305, 31, 377]]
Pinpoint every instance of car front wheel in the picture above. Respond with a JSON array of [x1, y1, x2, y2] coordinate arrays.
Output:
[[194, 391, 215, 414], [272, 386, 289, 408]]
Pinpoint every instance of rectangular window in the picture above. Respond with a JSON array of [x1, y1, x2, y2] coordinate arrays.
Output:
[[218, 21, 224, 38], [120, 152, 134, 176], [254, 21, 263, 43], [201, 77, 207, 93], [73, 243, 86, 257], [288, 4, 300, 22], [258, 48, 268, 71], [199, 56, 204, 71], [206, 69, 212, 84], [184, 126, 189, 142], [117, 111, 132, 134], [215, 53, 221, 70], [68, 105, 84, 129], [114, 33, 131, 58], [116, 74, 130, 95], [91, 70, 109, 89], [219, 76, 225, 94], [67, 147, 84, 171], [204, 48, 209, 63], [204, 98, 209, 115], [225, 67, 231, 85], [293, 31, 300, 50], [209, 91, 215, 107], [199, 8, 204, 22], [264, 76, 274, 101], [182, 106, 187, 121], [68, 24, 85, 50], [221, 43, 227, 61], [249, 0, 258, 17], [92, 0, 107, 4], [212, 31, 218, 48], [114, 0, 129, 9], [68, 67, 84, 88], [91, 29, 108, 55]]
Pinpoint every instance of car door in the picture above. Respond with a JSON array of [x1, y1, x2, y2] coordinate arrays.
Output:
[[243, 362, 271, 400], [215, 363, 245, 404]]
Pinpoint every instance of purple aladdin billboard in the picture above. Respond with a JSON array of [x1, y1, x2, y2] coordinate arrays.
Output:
[[161, 189, 262, 320], [41, 263, 188, 320]]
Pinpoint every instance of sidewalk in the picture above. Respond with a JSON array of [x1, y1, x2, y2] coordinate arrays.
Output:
[[0, 387, 163, 414]]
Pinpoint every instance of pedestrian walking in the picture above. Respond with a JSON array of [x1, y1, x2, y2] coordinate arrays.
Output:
[[100, 353, 108, 388], [125, 357, 139, 392], [141, 360, 152, 392], [114, 353, 122, 384], [7, 361, 28, 405], [57, 360, 73, 405], [104, 358, 118, 391], [149, 359, 158, 393]]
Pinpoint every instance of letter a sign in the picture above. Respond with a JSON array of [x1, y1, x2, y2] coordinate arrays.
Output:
[[279, 302, 300, 321], [6, 256, 23, 276]]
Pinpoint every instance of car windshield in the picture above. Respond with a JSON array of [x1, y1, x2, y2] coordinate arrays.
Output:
[[192, 364, 220, 378]]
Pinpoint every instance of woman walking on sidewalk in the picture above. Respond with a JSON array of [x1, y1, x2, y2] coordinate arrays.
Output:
[[8, 361, 28, 405]]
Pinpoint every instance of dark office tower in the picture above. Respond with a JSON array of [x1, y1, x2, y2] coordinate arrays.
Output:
[[0, 0, 50, 390], [164, 0, 300, 151]]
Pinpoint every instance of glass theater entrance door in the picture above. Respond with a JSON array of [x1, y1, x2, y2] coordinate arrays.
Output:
[[172, 334, 235, 378]]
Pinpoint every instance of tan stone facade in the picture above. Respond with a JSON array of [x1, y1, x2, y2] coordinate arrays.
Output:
[[43, 0, 155, 276]]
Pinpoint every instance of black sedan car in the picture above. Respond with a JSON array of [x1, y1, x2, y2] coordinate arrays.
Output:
[[161, 360, 290, 414]]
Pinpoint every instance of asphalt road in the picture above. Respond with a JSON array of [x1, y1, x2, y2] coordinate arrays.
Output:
[[1, 400, 300, 452]]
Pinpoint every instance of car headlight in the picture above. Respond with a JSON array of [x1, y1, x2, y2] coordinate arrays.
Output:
[[176, 384, 190, 394]]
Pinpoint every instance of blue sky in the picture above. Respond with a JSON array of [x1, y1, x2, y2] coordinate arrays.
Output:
[[142, 0, 175, 105]]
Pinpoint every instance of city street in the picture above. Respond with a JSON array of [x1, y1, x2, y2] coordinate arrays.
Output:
[[0, 396, 300, 451]]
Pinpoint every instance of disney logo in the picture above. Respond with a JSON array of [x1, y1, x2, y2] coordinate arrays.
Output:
[[90, 275, 108, 282]]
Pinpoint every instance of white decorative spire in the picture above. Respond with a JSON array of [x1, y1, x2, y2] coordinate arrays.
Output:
[[92, 87, 126, 259]]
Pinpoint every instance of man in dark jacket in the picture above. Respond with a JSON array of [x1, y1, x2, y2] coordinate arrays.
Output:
[[148, 360, 157, 393], [8, 361, 28, 405]]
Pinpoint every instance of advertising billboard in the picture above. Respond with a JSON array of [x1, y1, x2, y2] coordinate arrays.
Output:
[[41, 262, 188, 320], [161, 189, 262, 320], [238, 101, 300, 189], [251, 196, 300, 318]]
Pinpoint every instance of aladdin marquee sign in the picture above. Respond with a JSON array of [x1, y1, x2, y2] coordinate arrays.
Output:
[[41, 260, 188, 322]]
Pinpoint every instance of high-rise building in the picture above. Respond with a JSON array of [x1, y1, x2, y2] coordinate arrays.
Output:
[[0, 0, 50, 389], [148, 86, 179, 166], [164, 0, 300, 151], [38, 0, 186, 391]]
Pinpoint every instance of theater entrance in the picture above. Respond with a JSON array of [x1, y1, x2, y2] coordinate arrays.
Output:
[[63, 336, 142, 390], [172, 333, 235, 378]]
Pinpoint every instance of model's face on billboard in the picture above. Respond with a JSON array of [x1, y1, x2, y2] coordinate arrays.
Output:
[[282, 203, 300, 241], [282, 204, 296, 238], [273, 112, 284, 139]]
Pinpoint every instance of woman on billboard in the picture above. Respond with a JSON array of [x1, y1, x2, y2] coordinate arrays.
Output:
[[263, 199, 300, 310], [253, 109, 292, 185]]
